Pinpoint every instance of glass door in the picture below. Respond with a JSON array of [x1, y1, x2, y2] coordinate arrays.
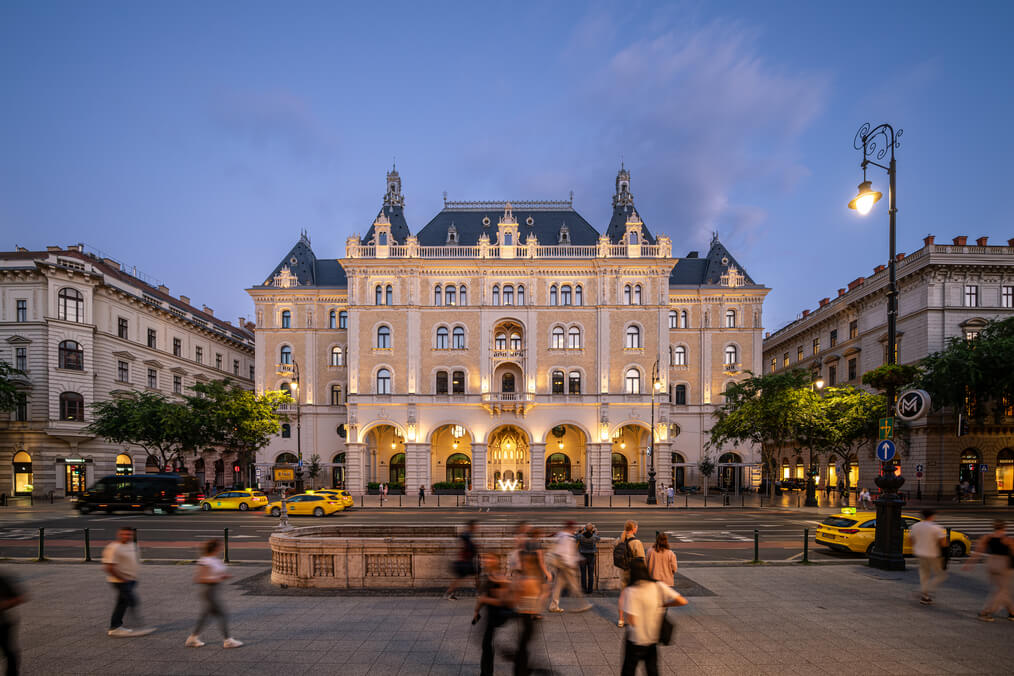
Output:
[[65, 464, 86, 494]]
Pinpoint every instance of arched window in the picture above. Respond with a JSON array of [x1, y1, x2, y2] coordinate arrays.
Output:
[[328, 310, 336, 329], [389, 453, 405, 485], [330, 384, 342, 405], [375, 285, 383, 305], [625, 325, 641, 349], [509, 333, 522, 350], [279, 346, 292, 365], [338, 311, 348, 329], [674, 384, 687, 405], [376, 368, 392, 394], [445, 285, 456, 306], [377, 326, 391, 349], [435, 371, 449, 394], [459, 285, 468, 306], [330, 346, 343, 366], [560, 285, 572, 306], [58, 340, 83, 370], [551, 370, 565, 394], [58, 287, 84, 322], [634, 284, 642, 305], [281, 310, 291, 328], [568, 327, 581, 349], [546, 453, 571, 483], [517, 285, 524, 306], [59, 392, 84, 421], [436, 326, 449, 349], [612, 453, 628, 482], [673, 345, 687, 366], [625, 368, 641, 394], [623, 285, 632, 305], [452, 326, 465, 349], [669, 311, 678, 329], [279, 382, 291, 397], [628, 230, 638, 245], [452, 370, 465, 394], [281, 423, 291, 438], [446, 453, 471, 484], [276, 452, 298, 464], [574, 285, 582, 306], [724, 345, 738, 366], [680, 310, 688, 328], [434, 285, 442, 306], [552, 327, 565, 349], [548, 285, 556, 306], [385, 285, 393, 305], [726, 309, 737, 328], [495, 332, 507, 350], [492, 285, 500, 306], [502, 285, 513, 305], [503, 232, 513, 246], [568, 371, 581, 394], [501, 373, 515, 393]]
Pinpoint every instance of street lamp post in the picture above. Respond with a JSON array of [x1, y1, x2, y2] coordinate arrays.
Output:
[[275, 358, 305, 531], [804, 378, 825, 507], [647, 359, 662, 505], [850, 122, 906, 571]]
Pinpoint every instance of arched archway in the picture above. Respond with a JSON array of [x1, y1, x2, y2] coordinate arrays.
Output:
[[363, 424, 404, 487], [332, 452, 346, 488], [544, 424, 588, 489], [488, 425, 529, 490], [997, 448, 1014, 494], [12, 451, 32, 496], [671, 452, 686, 489], [960, 448, 982, 496], [718, 452, 743, 493], [431, 425, 472, 489], [610, 424, 649, 484], [115, 453, 133, 476]]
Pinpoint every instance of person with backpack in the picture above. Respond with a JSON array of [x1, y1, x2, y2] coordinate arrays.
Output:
[[619, 558, 688, 676], [577, 523, 600, 593], [185, 540, 243, 649], [445, 520, 479, 600], [613, 520, 645, 627]]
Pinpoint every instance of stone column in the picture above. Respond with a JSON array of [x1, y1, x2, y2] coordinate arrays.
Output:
[[529, 442, 546, 491], [345, 442, 366, 495], [588, 443, 613, 496], [471, 443, 487, 491], [405, 442, 430, 496]]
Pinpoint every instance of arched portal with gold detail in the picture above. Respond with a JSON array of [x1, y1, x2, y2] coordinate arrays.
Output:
[[544, 424, 587, 488], [431, 424, 472, 488], [610, 424, 650, 483], [363, 424, 405, 488], [487, 425, 529, 490]]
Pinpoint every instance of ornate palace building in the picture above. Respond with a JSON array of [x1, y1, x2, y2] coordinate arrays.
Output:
[[0, 245, 255, 497], [248, 168, 768, 501]]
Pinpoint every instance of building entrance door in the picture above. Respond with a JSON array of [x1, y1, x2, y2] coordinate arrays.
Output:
[[65, 464, 87, 494]]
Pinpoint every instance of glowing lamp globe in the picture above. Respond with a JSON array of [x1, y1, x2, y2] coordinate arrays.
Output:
[[848, 180, 882, 215]]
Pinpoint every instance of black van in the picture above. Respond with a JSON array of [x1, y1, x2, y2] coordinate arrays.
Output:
[[73, 474, 203, 514]]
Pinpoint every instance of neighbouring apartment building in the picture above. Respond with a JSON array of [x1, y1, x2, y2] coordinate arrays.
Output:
[[763, 235, 1014, 500], [248, 167, 769, 501], [0, 245, 255, 497]]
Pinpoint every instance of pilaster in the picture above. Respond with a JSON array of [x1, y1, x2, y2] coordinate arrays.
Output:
[[529, 442, 546, 490], [471, 442, 487, 491], [345, 442, 366, 495], [405, 442, 430, 494]]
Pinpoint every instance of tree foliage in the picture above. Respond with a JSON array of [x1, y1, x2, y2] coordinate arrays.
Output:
[[862, 363, 920, 392], [0, 360, 27, 414]]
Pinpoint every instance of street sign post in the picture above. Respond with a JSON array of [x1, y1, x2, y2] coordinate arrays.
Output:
[[876, 440, 897, 462], [981, 464, 988, 472], [878, 417, 895, 440]]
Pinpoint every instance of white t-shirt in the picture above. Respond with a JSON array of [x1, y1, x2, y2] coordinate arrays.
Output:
[[910, 520, 946, 558], [551, 531, 580, 568], [196, 555, 228, 583], [102, 542, 139, 583], [620, 581, 681, 646]]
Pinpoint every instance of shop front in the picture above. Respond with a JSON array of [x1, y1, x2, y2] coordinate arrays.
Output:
[[58, 457, 93, 495], [13, 451, 32, 496]]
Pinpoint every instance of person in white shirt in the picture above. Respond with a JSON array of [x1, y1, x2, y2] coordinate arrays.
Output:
[[619, 559, 688, 675], [547, 521, 591, 613], [909, 509, 949, 605], [186, 540, 243, 649], [102, 527, 153, 638]]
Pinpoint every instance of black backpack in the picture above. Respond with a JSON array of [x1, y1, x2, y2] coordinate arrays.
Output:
[[613, 537, 633, 570]]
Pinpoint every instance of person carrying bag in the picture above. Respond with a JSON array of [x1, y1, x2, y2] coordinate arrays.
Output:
[[619, 559, 687, 676]]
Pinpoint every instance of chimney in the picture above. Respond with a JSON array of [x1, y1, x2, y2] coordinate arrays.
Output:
[[765, 331, 771, 338], [896, 253, 905, 262], [802, 309, 810, 318], [179, 295, 190, 305], [874, 264, 886, 273], [46, 246, 61, 252], [923, 235, 935, 247], [953, 235, 967, 246], [976, 236, 989, 246], [838, 288, 846, 297], [1008, 238, 1014, 247], [157, 284, 170, 294], [238, 316, 245, 326], [68, 244, 83, 252], [819, 298, 829, 307], [848, 277, 865, 291], [16, 246, 27, 252], [202, 305, 214, 316]]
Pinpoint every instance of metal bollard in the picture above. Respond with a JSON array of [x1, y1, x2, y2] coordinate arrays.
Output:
[[753, 529, 760, 563], [399, 495, 402, 508], [37, 527, 45, 562], [84, 528, 92, 562], [224, 527, 230, 563], [685, 494, 688, 508], [437, 495, 440, 508], [609, 496, 612, 508], [361, 495, 364, 508], [802, 528, 809, 563], [704, 494, 708, 507], [628, 495, 631, 508], [741, 494, 745, 508]]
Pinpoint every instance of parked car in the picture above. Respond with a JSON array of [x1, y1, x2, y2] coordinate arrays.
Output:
[[74, 474, 203, 514], [777, 478, 808, 491], [200, 489, 268, 511], [815, 511, 971, 556], [265, 493, 346, 517]]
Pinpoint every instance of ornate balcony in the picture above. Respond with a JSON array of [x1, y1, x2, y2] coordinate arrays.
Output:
[[481, 391, 535, 416]]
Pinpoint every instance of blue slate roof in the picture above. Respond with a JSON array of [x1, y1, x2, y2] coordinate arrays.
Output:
[[415, 204, 601, 246], [362, 204, 412, 245], [668, 236, 759, 287], [605, 204, 656, 245], [257, 234, 347, 288]]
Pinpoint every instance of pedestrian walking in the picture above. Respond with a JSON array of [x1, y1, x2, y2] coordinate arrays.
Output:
[[511, 527, 551, 675], [186, 540, 243, 648], [963, 520, 1014, 622], [577, 523, 600, 593], [646, 532, 678, 587], [0, 570, 26, 676], [446, 520, 479, 600], [859, 487, 873, 509], [619, 558, 688, 676], [665, 485, 674, 508], [474, 553, 515, 676], [418, 484, 426, 506], [102, 527, 153, 637], [613, 520, 646, 628], [910, 509, 949, 605], [547, 521, 592, 613]]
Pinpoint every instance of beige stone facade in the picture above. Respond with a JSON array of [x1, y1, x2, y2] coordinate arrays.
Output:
[[762, 235, 1014, 500], [0, 245, 255, 496], [248, 169, 768, 497]]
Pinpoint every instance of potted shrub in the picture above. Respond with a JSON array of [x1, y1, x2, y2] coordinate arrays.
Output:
[[431, 481, 466, 495], [612, 481, 650, 494], [366, 482, 380, 494], [546, 480, 585, 495]]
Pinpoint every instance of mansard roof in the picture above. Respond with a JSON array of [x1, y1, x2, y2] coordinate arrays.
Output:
[[605, 204, 656, 245], [415, 201, 600, 246], [362, 204, 412, 245], [258, 233, 347, 288], [669, 235, 759, 287]]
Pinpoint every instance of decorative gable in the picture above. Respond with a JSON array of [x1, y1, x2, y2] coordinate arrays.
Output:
[[272, 266, 299, 288]]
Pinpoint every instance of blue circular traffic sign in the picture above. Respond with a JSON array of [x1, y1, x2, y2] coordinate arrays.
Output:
[[876, 440, 896, 462]]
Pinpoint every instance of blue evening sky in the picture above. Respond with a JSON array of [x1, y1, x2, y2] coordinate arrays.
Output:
[[1, 1, 1011, 331]]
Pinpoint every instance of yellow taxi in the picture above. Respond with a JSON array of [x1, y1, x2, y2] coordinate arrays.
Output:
[[265, 493, 346, 517], [816, 510, 972, 557], [306, 489, 355, 509], [200, 489, 268, 512]]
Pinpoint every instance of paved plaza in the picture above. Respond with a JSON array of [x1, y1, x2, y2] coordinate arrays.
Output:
[[6, 559, 1013, 675]]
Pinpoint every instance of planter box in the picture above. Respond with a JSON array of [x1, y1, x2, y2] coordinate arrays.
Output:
[[613, 489, 651, 495], [368, 488, 405, 495], [432, 489, 465, 495]]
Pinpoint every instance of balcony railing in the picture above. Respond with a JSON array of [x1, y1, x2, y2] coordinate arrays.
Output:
[[346, 236, 672, 260], [481, 392, 535, 404]]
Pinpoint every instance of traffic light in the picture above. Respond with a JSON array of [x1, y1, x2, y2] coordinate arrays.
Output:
[[957, 413, 969, 437], [233, 465, 241, 473]]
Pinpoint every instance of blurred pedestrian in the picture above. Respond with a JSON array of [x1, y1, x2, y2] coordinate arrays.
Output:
[[512, 527, 551, 675], [614, 520, 645, 628], [0, 570, 26, 676], [547, 521, 591, 613], [665, 485, 674, 508], [418, 484, 426, 506], [646, 532, 678, 587], [619, 559, 688, 676], [910, 509, 948, 605], [186, 540, 243, 648], [474, 553, 514, 676], [859, 488, 873, 509], [964, 520, 1014, 622], [446, 520, 479, 600], [103, 527, 153, 637], [577, 523, 600, 593]]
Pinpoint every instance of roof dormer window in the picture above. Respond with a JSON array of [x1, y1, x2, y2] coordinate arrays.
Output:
[[447, 223, 458, 244], [558, 224, 570, 244]]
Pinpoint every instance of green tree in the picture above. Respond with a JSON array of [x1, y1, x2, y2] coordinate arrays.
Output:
[[697, 454, 716, 497], [819, 386, 888, 505], [307, 453, 322, 489], [87, 391, 200, 470], [0, 361, 27, 414]]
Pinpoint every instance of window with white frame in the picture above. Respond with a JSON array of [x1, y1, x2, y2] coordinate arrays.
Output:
[[549, 285, 557, 306], [330, 346, 343, 366], [625, 325, 641, 349], [724, 345, 738, 366], [574, 285, 582, 306], [568, 371, 581, 394], [568, 327, 581, 349], [445, 284, 456, 305], [725, 309, 736, 328], [452, 326, 465, 349], [560, 285, 571, 305], [492, 285, 500, 306], [495, 332, 507, 350], [459, 285, 468, 306], [436, 327, 448, 349], [329, 310, 336, 329], [673, 345, 687, 366], [375, 285, 383, 305], [669, 311, 677, 329], [625, 368, 641, 394], [552, 327, 565, 349], [58, 288, 84, 322], [279, 346, 292, 365], [281, 310, 291, 328], [117, 360, 129, 383], [147, 368, 157, 389], [964, 284, 979, 307], [516, 285, 523, 305], [623, 284, 631, 305], [680, 310, 688, 328], [634, 284, 642, 305], [339, 311, 348, 328], [503, 285, 514, 305], [376, 368, 391, 394], [385, 285, 393, 305], [434, 285, 442, 306], [376, 326, 391, 349], [1003, 285, 1013, 308]]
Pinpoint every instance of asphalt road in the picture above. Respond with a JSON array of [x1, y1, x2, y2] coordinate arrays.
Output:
[[0, 503, 1008, 564]]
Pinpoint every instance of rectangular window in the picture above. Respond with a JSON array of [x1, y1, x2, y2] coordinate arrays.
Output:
[[452, 371, 465, 394], [770, 357, 776, 373], [568, 373, 581, 395], [15, 347, 27, 372], [173, 338, 181, 357], [16, 300, 27, 322], [215, 353, 222, 369], [147, 328, 157, 349], [551, 371, 564, 394], [848, 358, 857, 381], [1003, 286, 1014, 308], [331, 385, 342, 406], [117, 360, 129, 383], [173, 375, 182, 394], [233, 359, 239, 375], [797, 346, 803, 361], [117, 317, 128, 339], [195, 347, 203, 364], [829, 329, 837, 348], [147, 368, 157, 389], [828, 364, 837, 387], [435, 372, 448, 395], [674, 385, 687, 405], [964, 284, 978, 307], [849, 320, 858, 339], [783, 352, 789, 367], [249, 365, 255, 380], [812, 337, 820, 355], [15, 397, 27, 422]]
